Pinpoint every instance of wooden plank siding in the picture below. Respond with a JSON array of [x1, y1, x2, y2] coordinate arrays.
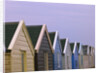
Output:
[[5, 53, 11, 72], [53, 37, 62, 70], [10, 28, 34, 72], [83, 56, 89, 68], [35, 32, 53, 71]]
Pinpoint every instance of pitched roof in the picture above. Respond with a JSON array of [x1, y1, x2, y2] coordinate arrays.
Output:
[[27, 24, 54, 53], [60, 39, 66, 53], [5, 22, 19, 52], [82, 45, 88, 55], [70, 43, 75, 53], [49, 32, 56, 45], [27, 25, 42, 47], [77, 43, 80, 51]]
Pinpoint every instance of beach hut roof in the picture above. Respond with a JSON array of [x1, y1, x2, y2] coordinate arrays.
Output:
[[49, 31, 62, 52], [49, 32, 56, 46], [60, 39, 66, 53], [60, 38, 71, 55], [70, 42, 79, 54], [5, 22, 18, 50], [5, 20, 34, 54], [27, 24, 54, 53], [82, 45, 89, 55]]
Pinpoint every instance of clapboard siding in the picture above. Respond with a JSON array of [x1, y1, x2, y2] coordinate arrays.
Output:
[[62, 56, 65, 69], [10, 28, 34, 72], [65, 41, 72, 69], [5, 53, 11, 72], [53, 37, 62, 70], [35, 32, 53, 71], [83, 56, 89, 68], [72, 46, 79, 69]]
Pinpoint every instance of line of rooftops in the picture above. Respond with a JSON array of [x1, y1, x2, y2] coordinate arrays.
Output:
[[4, 20, 95, 55]]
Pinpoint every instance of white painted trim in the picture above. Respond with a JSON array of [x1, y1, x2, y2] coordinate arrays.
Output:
[[53, 31, 58, 50], [22, 23, 35, 56], [78, 43, 83, 55], [59, 37, 62, 53], [78, 43, 81, 54], [35, 24, 54, 53], [73, 42, 77, 54], [35, 24, 45, 50], [63, 38, 68, 54], [8, 20, 24, 50], [87, 46, 90, 55], [45, 27, 54, 53]]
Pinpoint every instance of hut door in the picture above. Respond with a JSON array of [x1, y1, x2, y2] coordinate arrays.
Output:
[[44, 52, 48, 70], [21, 51, 27, 72]]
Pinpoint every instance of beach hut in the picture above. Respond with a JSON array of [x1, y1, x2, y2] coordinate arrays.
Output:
[[60, 38, 72, 69], [88, 46, 95, 68], [4, 20, 35, 72], [27, 24, 54, 71], [82, 45, 90, 68], [91, 47, 95, 68], [70, 42, 79, 69], [49, 31, 62, 70], [77, 43, 83, 69]]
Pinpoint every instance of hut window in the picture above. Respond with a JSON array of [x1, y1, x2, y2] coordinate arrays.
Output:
[[57, 52, 60, 67], [44, 52, 48, 70], [21, 51, 27, 72]]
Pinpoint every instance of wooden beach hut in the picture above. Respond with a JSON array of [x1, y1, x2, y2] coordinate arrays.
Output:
[[60, 38, 72, 69], [70, 42, 79, 69], [4, 20, 35, 72], [82, 45, 90, 68], [88, 46, 95, 68], [27, 24, 54, 71], [49, 31, 62, 70], [77, 43, 83, 69], [91, 47, 95, 68]]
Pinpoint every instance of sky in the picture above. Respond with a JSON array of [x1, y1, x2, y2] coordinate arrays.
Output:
[[5, 0, 95, 47]]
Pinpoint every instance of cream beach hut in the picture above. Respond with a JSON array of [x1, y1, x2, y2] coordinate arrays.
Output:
[[4, 20, 35, 72], [82, 45, 90, 68], [60, 38, 72, 69]]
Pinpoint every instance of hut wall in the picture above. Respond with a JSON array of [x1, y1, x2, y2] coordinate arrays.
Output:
[[78, 55, 83, 69], [35, 32, 53, 71], [11, 28, 34, 72], [65, 42, 72, 69], [53, 37, 62, 70], [62, 55, 65, 69], [5, 53, 11, 72], [72, 48, 79, 69], [83, 55, 89, 68]]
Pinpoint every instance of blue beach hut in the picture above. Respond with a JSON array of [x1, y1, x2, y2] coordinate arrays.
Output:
[[49, 31, 62, 70], [70, 42, 79, 69]]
